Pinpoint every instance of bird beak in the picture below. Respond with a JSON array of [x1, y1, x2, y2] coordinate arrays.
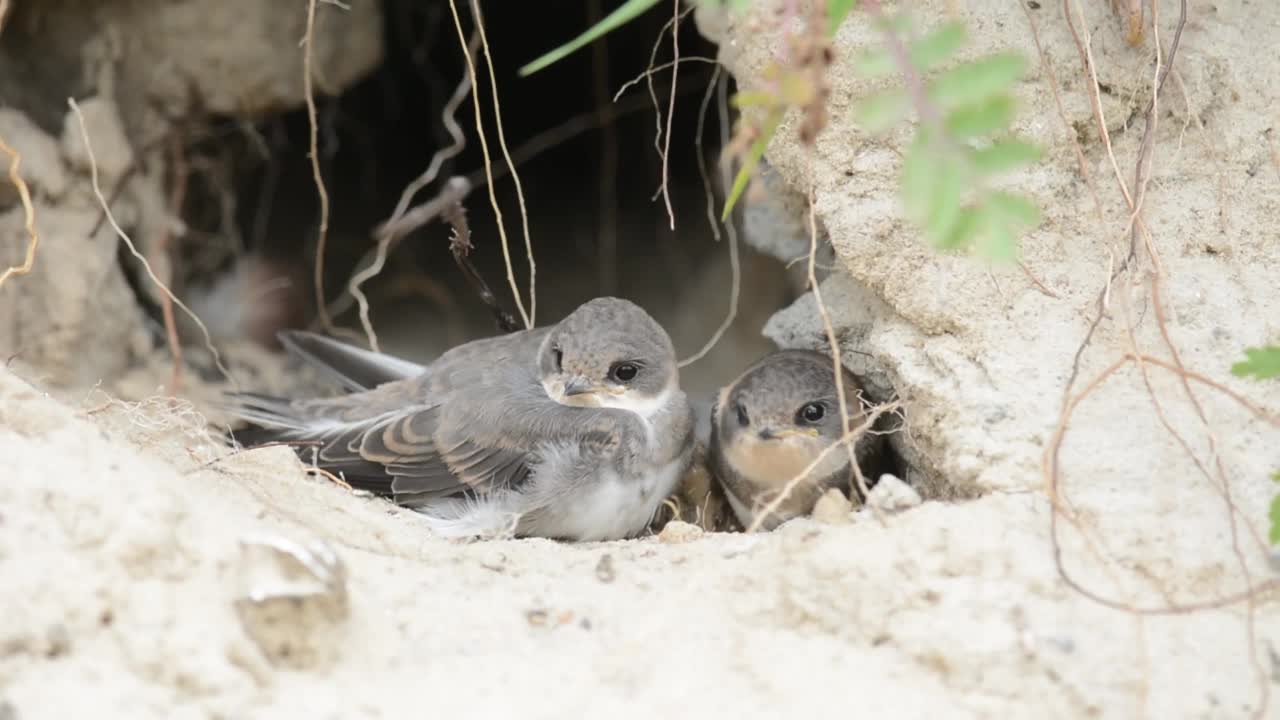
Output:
[[563, 377, 595, 397], [758, 427, 818, 441]]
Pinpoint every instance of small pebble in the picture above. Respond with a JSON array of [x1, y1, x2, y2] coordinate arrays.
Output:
[[594, 554, 616, 583], [44, 624, 70, 658], [867, 473, 922, 511], [811, 488, 853, 525], [658, 520, 703, 544]]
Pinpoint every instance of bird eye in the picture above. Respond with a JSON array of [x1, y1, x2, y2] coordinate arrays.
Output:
[[609, 362, 639, 383], [735, 402, 749, 427], [552, 346, 564, 371], [797, 402, 826, 424]]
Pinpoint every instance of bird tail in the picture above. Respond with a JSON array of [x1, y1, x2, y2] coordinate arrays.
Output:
[[278, 330, 426, 392]]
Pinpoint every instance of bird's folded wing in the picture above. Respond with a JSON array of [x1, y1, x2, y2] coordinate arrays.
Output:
[[289, 402, 532, 506]]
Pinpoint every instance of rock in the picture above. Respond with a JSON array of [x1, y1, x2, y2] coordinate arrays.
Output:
[[233, 534, 348, 670], [867, 474, 923, 512], [810, 488, 853, 524], [0, 0, 384, 141], [658, 520, 703, 544], [0, 110, 69, 203]]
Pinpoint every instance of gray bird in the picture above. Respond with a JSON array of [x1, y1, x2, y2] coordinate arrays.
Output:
[[708, 350, 888, 531], [229, 297, 695, 542]]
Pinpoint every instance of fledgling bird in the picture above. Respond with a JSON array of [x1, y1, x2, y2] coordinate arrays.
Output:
[[708, 349, 889, 531], [227, 297, 695, 542]]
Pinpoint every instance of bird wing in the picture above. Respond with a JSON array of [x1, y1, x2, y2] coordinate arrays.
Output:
[[279, 330, 427, 392]]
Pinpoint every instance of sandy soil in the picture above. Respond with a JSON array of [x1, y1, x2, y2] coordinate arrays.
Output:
[[1, 356, 1274, 719]]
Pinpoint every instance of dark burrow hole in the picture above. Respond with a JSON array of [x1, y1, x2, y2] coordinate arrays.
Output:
[[160, 0, 798, 412]]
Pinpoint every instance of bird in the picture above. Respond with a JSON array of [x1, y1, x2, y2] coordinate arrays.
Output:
[[708, 349, 889, 531], [226, 297, 695, 542]]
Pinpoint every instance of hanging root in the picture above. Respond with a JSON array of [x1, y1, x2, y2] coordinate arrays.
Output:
[[0, 133, 40, 289]]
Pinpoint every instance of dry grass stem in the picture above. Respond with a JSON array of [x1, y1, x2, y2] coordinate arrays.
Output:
[[1045, 2, 1269, 710], [352, 178, 473, 352], [645, 4, 694, 221], [679, 68, 739, 368], [68, 97, 235, 388], [447, 0, 532, 329], [806, 184, 882, 524], [1017, 0, 1105, 221], [351, 33, 478, 352], [306, 465, 354, 492], [303, 0, 335, 332], [470, 0, 537, 325], [157, 134, 188, 392], [588, 0, 619, 295], [0, 133, 39, 289], [612, 57, 718, 103], [658, 0, 681, 230]]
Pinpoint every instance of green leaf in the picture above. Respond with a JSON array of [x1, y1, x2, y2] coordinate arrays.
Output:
[[945, 95, 1016, 138], [976, 211, 1018, 261], [972, 139, 1042, 175], [902, 134, 967, 243], [925, 155, 965, 243], [987, 191, 1040, 228], [828, 0, 859, 37], [910, 21, 966, 70], [901, 133, 935, 224], [930, 52, 1027, 109], [852, 88, 909, 133], [937, 205, 982, 251], [520, 0, 663, 76], [1270, 492, 1280, 545], [1231, 346, 1280, 380], [962, 191, 1037, 261], [853, 48, 896, 78], [722, 114, 782, 220]]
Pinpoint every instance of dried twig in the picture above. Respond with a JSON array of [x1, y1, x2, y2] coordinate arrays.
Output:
[[353, 178, 473, 351], [157, 133, 188, 392], [368, 76, 704, 256], [1046, 2, 1272, 712], [443, 199, 519, 332], [324, 77, 707, 329], [645, 4, 694, 222], [807, 183, 882, 522], [588, 0, 620, 295], [469, 0, 537, 326], [0, 134, 39, 289], [679, 69, 740, 368], [68, 98, 235, 387], [613, 57, 719, 103], [658, 0, 682, 230], [1016, 0, 1105, 221], [351, 32, 478, 352], [302, 0, 335, 332], [446, 0, 532, 329]]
